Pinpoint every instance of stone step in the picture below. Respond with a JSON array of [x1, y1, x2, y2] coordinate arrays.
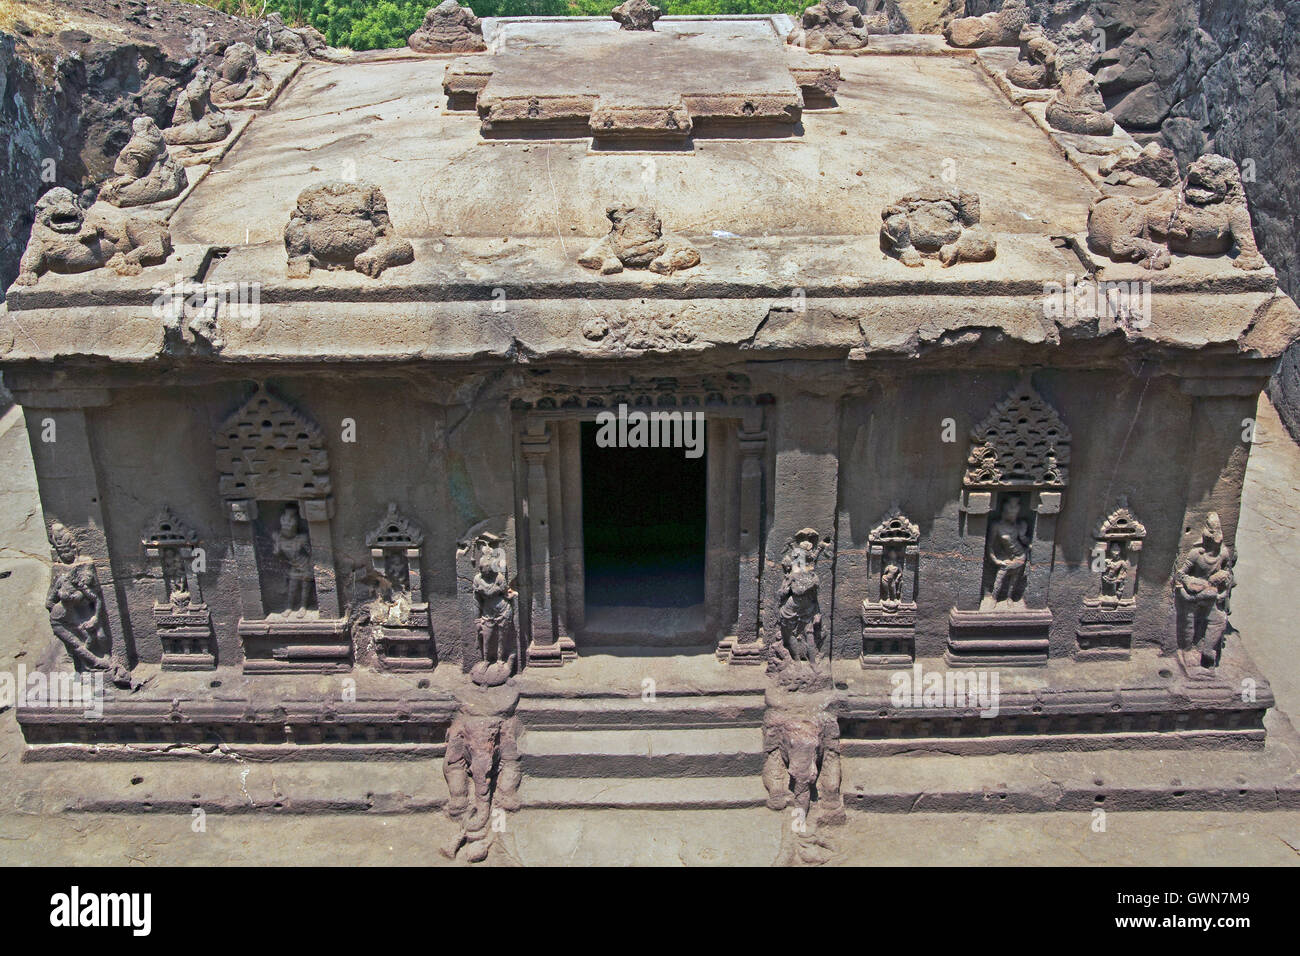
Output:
[[517, 692, 766, 730], [518, 727, 766, 777], [519, 775, 769, 809]]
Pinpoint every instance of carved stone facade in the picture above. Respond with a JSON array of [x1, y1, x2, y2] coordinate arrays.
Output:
[[2, 14, 1293, 838], [1077, 498, 1146, 660], [861, 509, 920, 667], [949, 380, 1070, 665], [366, 504, 432, 670], [142, 507, 215, 670], [215, 386, 349, 672]]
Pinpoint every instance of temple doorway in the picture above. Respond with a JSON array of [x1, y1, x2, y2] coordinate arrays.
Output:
[[579, 419, 707, 647]]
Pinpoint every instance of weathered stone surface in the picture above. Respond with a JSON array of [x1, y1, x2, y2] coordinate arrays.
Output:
[[577, 205, 700, 276], [786, 0, 871, 52], [945, 0, 1028, 47], [210, 42, 275, 108], [14, 187, 172, 286], [1045, 69, 1115, 136], [1088, 153, 1267, 270], [284, 181, 415, 278], [1005, 24, 1058, 89], [612, 0, 661, 31], [1, 17, 1297, 843], [99, 116, 188, 207], [880, 188, 997, 267], [965, 0, 1300, 438], [408, 1, 487, 54], [161, 69, 231, 146]]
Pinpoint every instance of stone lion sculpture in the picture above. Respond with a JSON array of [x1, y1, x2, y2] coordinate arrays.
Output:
[[163, 69, 231, 146], [1045, 69, 1115, 136], [1087, 154, 1267, 271], [408, 1, 486, 53], [210, 42, 276, 107], [880, 188, 997, 267], [578, 205, 700, 276], [944, 0, 1028, 48], [100, 116, 188, 208], [284, 181, 415, 278], [762, 707, 845, 825], [786, 0, 870, 53], [14, 187, 172, 286]]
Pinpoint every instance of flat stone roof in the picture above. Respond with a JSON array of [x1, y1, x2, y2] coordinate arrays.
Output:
[[2, 16, 1297, 370], [167, 23, 1097, 245]]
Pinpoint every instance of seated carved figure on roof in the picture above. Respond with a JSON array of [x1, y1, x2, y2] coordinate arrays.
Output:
[[99, 116, 188, 208], [1045, 69, 1115, 136], [1006, 24, 1058, 90], [578, 205, 700, 276], [162, 69, 231, 146], [1100, 142, 1180, 189], [284, 181, 416, 278], [210, 42, 275, 107], [612, 0, 661, 31], [1087, 154, 1267, 271], [786, 0, 870, 53], [880, 189, 997, 267], [944, 0, 1028, 48], [260, 12, 333, 59], [14, 187, 172, 286], [408, 1, 487, 53]]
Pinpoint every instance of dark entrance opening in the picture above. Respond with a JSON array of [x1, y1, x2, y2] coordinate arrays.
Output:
[[580, 420, 706, 643]]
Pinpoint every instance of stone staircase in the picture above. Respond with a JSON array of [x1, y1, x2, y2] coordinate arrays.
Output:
[[515, 688, 770, 809]]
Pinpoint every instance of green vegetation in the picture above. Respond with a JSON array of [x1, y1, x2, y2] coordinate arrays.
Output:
[[190, 0, 803, 52]]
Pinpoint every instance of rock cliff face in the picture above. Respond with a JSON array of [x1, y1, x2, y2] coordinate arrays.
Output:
[[0, 0, 257, 297], [965, 0, 1300, 437]]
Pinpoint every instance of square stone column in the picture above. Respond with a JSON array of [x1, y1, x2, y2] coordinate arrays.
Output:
[[20, 390, 132, 670]]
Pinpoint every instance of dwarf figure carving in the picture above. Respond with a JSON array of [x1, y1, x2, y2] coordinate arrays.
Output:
[[983, 496, 1030, 609], [881, 188, 997, 267], [786, 0, 870, 52], [1173, 513, 1235, 669], [612, 0, 660, 31], [284, 181, 415, 278], [14, 187, 172, 286], [1088, 154, 1267, 271], [1045, 69, 1115, 136], [770, 529, 833, 690], [408, 1, 487, 53], [762, 708, 844, 825], [578, 205, 700, 276], [442, 711, 522, 863], [945, 0, 1028, 48], [45, 523, 134, 688], [1006, 24, 1058, 89], [210, 42, 276, 107], [100, 117, 188, 208], [163, 69, 231, 146], [471, 533, 518, 687], [272, 504, 315, 614]]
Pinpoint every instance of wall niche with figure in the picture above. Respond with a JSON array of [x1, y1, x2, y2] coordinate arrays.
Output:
[[948, 377, 1070, 667], [214, 385, 351, 672]]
